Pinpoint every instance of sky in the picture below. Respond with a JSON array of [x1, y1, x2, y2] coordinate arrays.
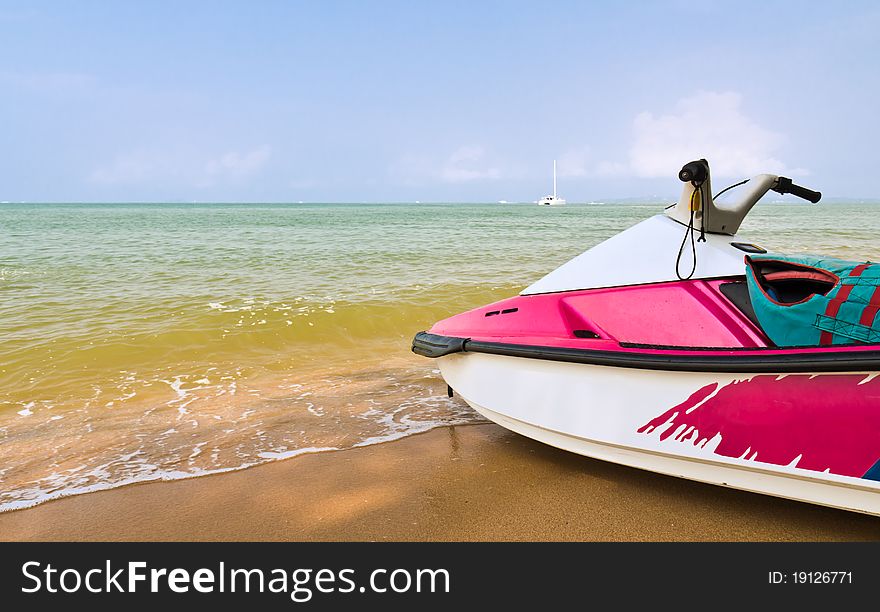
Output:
[[2, 1, 880, 202]]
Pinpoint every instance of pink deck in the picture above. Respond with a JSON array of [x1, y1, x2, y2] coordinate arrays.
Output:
[[429, 278, 880, 356]]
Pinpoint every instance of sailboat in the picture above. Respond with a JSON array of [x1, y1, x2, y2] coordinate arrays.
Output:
[[537, 160, 566, 206]]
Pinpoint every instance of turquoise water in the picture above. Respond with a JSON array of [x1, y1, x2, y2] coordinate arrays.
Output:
[[1, 200, 878, 510]]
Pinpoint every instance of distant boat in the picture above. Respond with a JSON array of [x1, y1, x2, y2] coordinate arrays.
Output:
[[537, 160, 566, 206]]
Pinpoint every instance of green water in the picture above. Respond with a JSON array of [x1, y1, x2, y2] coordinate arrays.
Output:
[[1, 201, 878, 510]]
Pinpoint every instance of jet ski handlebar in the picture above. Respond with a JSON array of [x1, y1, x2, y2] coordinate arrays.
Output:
[[670, 159, 822, 235], [677, 161, 821, 205], [771, 177, 822, 204]]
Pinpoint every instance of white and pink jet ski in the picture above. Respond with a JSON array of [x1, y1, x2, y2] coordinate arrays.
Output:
[[413, 159, 880, 515]]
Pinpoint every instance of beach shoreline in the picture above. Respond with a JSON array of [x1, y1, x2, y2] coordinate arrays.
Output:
[[1, 423, 877, 542]]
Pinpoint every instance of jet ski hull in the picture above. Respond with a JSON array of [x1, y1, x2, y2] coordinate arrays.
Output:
[[433, 349, 880, 515]]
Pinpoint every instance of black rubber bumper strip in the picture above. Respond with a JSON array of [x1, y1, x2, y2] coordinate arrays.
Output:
[[411, 332, 469, 358], [411, 331, 880, 373]]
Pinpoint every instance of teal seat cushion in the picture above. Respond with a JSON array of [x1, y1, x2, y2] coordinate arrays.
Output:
[[745, 254, 880, 347]]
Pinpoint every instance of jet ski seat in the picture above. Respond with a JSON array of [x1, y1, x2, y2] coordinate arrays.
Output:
[[745, 254, 880, 346], [748, 261, 838, 304]]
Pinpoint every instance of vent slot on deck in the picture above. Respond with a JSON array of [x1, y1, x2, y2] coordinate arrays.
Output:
[[485, 307, 519, 317]]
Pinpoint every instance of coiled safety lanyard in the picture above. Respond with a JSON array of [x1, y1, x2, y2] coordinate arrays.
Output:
[[675, 180, 707, 280]]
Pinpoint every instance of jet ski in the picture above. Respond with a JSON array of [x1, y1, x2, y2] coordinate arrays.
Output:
[[413, 159, 880, 515]]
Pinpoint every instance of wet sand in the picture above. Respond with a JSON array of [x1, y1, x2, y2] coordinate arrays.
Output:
[[0, 423, 878, 541]]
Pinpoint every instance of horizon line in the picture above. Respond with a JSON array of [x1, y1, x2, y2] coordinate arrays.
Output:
[[2, 197, 880, 205]]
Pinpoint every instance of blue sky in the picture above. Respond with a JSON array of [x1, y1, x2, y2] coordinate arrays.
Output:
[[2, 1, 879, 202]]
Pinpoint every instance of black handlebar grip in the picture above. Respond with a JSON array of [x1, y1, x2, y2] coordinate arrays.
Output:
[[787, 183, 822, 204], [679, 160, 708, 184], [773, 177, 822, 203]]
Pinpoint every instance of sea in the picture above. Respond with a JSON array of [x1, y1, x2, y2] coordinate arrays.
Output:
[[2, 200, 879, 511]]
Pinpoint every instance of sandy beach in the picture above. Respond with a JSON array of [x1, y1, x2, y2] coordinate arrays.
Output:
[[0, 423, 877, 541]]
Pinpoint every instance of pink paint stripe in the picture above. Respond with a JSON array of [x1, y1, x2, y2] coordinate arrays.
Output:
[[638, 374, 880, 478]]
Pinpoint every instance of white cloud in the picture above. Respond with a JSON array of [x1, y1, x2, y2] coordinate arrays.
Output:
[[89, 145, 272, 187], [203, 146, 271, 182], [2, 70, 97, 93], [439, 145, 501, 182], [558, 89, 800, 182], [594, 160, 628, 177], [627, 91, 799, 178], [391, 145, 502, 184], [556, 148, 591, 178], [89, 151, 166, 185]]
